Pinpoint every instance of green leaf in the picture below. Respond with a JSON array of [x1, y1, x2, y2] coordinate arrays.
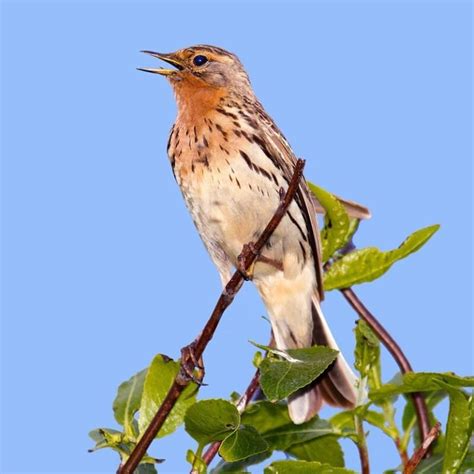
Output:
[[402, 391, 447, 432], [212, 451, 272, 473], [252, 343, 339, 401], [135, 464, 158, 474], [414, 455, 444, 473], [401, 390, 447, 452], [414, 441, 474, 473], [253, 351, 264, 368], [219, 425, 269, 462], [186, 449, 207, 474], [185, 399, 240, 445], [241, 401, 291, 433], [323, 225, 440, 290], [370, 372, 474, 401], [363, 409, 398, 439], [330, 411, 355, 432], [88, 428, 161, 468], [262, 417, 335, 451], [307, 183, 350, 262], [113, 368, 147, 438], [139, 354, 197, 438], [354, 320, 381, 387], [286, 435, 345, 466], [264, 460, 357, 474], [443, 390, 472, 474], [242, 401, 339, 450], [89, 428, 128, 454]]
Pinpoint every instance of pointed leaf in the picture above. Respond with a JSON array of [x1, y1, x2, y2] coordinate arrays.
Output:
[[414, 455, 444, 473], [113, 368, 147, 437], [307, 183, 350, 262], [253, 344, 339, 401], [323, 225, 440, 290], [139, 354, 197, 438], [330, 411, 355, 432], [443, 390, 472, 474], [370, 373, 474, 401], [402, 391, 447, 431], [363, 410, 398, 439], [286, 435, 345, 466], [89, 428, 127, 453], [414, 441, 474, 473], [219, 425, 269, 462], [264, 460, 356, 473], [185, 399, 240, 445], [354, 320, 381, 388]]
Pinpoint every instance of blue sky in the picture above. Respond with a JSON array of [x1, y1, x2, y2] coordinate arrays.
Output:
[[1, 1, 472, 472]]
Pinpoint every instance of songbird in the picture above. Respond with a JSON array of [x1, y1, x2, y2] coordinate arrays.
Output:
[[139, 45, 370, 424]]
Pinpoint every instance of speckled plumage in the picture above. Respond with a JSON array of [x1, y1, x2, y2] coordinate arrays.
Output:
[[144, 45, 360, 423]]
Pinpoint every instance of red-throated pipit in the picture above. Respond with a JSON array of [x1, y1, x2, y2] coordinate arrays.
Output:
[[139, 45, 370, 423]]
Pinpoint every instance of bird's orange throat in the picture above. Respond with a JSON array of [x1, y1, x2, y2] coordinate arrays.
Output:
[[170, 75, 228, 127]]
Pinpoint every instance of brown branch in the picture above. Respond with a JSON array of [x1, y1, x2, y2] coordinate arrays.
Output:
[[340, 288, 431, 446], [118, 159, 306, 474], [403, 422, 441, 474]]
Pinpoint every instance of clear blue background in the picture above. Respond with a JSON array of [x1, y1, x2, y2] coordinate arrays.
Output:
[[1, 1, 472, 472]]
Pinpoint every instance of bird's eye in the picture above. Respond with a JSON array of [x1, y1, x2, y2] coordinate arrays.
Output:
[[193, 55, 208, 67]]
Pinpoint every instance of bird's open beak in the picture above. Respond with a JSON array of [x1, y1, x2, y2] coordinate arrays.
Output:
[[138, 50, 184, 76]]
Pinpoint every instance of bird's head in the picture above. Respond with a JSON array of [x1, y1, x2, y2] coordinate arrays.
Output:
[[139, 45, 253, 99]]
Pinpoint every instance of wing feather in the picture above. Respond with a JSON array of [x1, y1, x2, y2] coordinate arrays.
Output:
[[251, 100, 325, 300]]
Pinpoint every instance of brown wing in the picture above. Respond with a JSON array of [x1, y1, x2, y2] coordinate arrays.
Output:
[[250, 99, 325, 300]]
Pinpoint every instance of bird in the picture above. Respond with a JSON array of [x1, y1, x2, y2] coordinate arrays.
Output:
[[139, 45, 370, 424]]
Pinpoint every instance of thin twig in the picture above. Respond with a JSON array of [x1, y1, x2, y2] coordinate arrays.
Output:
[[340, 288, 431, 446], [403, 422, 441, 474], [118, 160, 306, 474]]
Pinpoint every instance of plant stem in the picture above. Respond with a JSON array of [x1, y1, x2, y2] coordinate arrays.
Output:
[[369, 362, 408, 466], [117, 160, 306, 474], [355, 413, 370, 474], [404, 422, 441, 474], [340, 288, 431, 447]]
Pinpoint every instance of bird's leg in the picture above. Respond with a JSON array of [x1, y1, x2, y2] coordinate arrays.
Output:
[[238, 242, 284, 280], [257, 254, 284, 272], [178, 340, 206, 386]]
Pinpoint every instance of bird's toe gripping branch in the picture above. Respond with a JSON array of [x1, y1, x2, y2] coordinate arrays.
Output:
[[178, 341, 206, 386], [237, 242, 259, 281]]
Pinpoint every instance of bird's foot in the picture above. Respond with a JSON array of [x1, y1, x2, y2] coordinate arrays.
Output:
[[237, 242, 259, 281], [178, 340, 206, 386]]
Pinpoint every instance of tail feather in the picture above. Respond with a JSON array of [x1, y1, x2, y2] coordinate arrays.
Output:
[[285, 298, 358, 424], [257, 271, 358, 424], [311, 297, 358, 408], [288, 388, 322, 424], [310, 193, 371, 220]]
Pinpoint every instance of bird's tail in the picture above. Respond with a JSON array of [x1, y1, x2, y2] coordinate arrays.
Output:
[[283, 298, 358, 424]]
